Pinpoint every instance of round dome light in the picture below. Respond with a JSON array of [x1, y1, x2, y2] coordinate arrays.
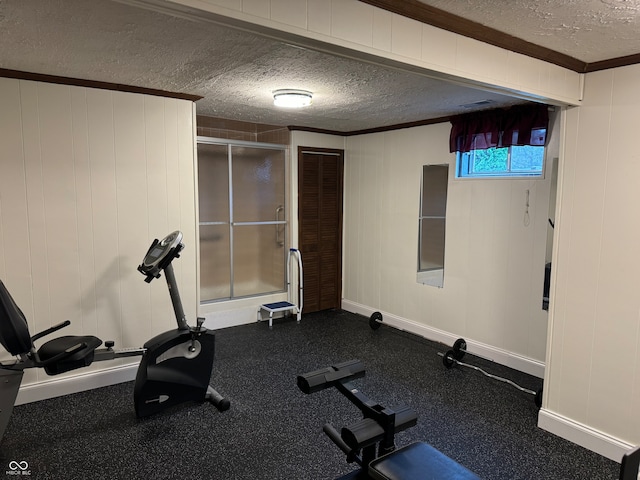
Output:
[[273, 89, 313, 108]]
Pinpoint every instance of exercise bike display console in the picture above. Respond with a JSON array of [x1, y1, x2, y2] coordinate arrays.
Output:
[[139, 230, 183, 281]]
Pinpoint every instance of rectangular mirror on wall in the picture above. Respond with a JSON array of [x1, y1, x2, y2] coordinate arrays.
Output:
[[417, 164, 449, 287], [543, 156, 559, 310]]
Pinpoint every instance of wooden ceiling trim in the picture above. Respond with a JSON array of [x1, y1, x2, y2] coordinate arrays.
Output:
[[584, 53, 640, 73], [359, 0, 640, 72], [358, 0, 587, 72], [0, 68, 203, 102], [288, 115, 451, 137]]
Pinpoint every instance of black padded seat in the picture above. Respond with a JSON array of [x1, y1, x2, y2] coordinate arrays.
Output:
[[38, 335, 102, 375], [368, 442, 480, 480]]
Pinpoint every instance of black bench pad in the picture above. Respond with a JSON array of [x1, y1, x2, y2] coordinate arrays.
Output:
[[368, 442, 480, 480]]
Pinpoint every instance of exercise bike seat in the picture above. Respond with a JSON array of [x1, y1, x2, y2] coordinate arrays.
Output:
[[368, 442, 480, 480], [38, 335, 103, 375]]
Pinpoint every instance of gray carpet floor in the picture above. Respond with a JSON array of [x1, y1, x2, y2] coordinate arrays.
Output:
[[0, 309, 621, 479]]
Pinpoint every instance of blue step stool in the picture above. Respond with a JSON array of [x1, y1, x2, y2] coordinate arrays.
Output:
[[258, 248, 302, 328]]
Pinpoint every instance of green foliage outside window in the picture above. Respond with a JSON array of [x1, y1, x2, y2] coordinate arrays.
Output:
[[459, 145, 544, 177], [471, 148, 508, 173], [510, 146, 545, 172]]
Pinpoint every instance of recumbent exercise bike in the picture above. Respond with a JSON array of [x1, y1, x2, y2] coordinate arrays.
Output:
[[0, 231, 228, 443]]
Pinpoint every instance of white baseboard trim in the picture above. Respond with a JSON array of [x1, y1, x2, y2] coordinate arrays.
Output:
[[200, 301, 290, 330], [202, 305, 260, 330], [538, 409, 633, 463], [341, 299, 545, 378], [15, 362, 140, 406]]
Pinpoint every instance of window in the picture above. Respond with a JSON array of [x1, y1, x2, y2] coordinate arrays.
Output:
[[197, 138, 288, 302], [450, 104, 549, 179], [457, 143, 545, 178]]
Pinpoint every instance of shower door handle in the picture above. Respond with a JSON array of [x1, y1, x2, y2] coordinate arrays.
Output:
[[276, 205, 284, 247]]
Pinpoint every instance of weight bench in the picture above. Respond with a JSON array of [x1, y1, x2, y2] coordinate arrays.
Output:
[[369, 441, 478, 479], [297, 360, 479, 480]]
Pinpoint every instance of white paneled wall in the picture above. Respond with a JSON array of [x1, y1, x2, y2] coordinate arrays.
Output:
[[166, 0, 581, 105], [343, 122, 553, 371], [541, 64, 640, 459], [0, 78, 197, 393]]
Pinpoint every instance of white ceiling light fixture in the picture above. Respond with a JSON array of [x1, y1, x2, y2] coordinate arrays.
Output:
[[273, 89, 313, 108]]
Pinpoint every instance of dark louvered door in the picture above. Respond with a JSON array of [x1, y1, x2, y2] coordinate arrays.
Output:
[[298, 148, 344, 313]]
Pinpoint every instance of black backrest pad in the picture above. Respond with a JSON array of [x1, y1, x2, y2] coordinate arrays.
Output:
[[0, 280, 33, 356]]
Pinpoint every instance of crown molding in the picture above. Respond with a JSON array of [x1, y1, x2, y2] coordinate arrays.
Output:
[[0, 68, 202, 101], [358, 0, 640, 73]]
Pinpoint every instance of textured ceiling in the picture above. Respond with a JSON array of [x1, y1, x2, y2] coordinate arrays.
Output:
[[416, 0, 640, 63], [1, 0, 639, 132]]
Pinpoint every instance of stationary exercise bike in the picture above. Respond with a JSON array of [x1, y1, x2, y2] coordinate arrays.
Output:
[[134, 230, 229, 417], [0, 231, 228, 442]]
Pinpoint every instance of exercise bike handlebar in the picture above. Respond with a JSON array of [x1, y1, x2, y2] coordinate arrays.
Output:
[[30, 320, 71, 342], [137, 231, 189, 330]]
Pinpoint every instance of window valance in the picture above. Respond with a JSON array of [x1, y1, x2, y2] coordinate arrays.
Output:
[[449, 103, 549, 153]]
